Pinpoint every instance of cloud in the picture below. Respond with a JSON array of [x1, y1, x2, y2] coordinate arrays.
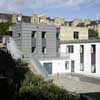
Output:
[[0, 0, 98, 13]]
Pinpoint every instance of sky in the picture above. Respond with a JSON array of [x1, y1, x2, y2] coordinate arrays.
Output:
[[0, 0, 100, 21]]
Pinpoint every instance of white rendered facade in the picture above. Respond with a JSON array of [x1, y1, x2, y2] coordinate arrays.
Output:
[[40, 40, 100, 78]]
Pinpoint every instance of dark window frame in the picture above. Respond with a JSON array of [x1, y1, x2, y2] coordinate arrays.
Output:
[[80, 45, 84, 71], [43, 63, 52, 74], [67, 45, 74, 53], [65, 61, 69, 70], [91, 45, 96, 73], [42, 47, 46, 54], [42, 32, 46, 39], [73, 31, 79, 39]]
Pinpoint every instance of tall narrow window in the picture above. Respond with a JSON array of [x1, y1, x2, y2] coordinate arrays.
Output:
[[56, 31, 60, 53], [42, 47, 46, 54], [56, 32, 59, 39], [42, 32, 46, 54], [73, 31, 79, 39], [32, 31, 36, 38], [32, 47, 36, 53], [80, 45, 84, 71], [91, 45, 96, 73], [31, 31, 36, 53], [65, 61, 69, 70], [42, 32, 46, 38]]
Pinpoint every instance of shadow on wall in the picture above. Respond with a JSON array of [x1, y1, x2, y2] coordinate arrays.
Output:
[[0, 49, 16, 100]]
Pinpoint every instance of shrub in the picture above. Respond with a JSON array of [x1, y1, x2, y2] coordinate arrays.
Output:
[[16, 66, 80, 100], [14, 59, 80, 100]]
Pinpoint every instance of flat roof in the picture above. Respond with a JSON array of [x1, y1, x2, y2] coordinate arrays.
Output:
[[61, 39, 100, 44]]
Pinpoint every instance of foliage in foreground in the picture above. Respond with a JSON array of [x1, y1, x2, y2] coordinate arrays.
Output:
[[88, 28, 98, 39], [0, 22, 14, 36], [15, 59, 80, 100]]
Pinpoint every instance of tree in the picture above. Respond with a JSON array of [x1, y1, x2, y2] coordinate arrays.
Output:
[[77, 23, 85, 27], [0, 50, 16, 100], [0, 22, 14, 36], [88, 29, 98, 39]]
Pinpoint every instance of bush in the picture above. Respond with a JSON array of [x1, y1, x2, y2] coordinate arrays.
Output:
[[15, 63, 80, 100]]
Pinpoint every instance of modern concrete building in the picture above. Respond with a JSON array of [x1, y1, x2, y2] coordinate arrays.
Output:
[[12, 23, 60, 59], [59, 39, 100, 77], [10, 22, 100, 78], [2, 12, 100, 78]]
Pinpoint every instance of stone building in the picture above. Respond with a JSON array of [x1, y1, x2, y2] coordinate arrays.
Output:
[[60, 26, 88, 41], [0, 13, 31, 23], [31, 14, 40, 24], [54, 16, 65, 26], [71, 18, 83, 27]]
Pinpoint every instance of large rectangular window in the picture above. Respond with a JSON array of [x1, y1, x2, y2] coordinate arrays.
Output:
[[80, 45, 84, 71], [43, 63, 52, 74], [91, 45, 96, 73], [73, 31, 79, 39]]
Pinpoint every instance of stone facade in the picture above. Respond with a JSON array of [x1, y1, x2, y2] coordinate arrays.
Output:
[[71, 18, 83, 27], [60, 26, 88, 41], [54, 16, 65, 26]]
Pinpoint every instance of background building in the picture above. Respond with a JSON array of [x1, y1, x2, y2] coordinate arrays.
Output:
[[60, 26, 89, 41]]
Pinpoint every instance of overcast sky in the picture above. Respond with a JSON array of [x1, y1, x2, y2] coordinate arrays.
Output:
[[0, 0, 100, 20]]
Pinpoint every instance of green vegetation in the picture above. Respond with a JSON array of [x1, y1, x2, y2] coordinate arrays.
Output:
[[0, 22, 14, 36], [15, 59, 80, 100], [77, 23, 85, 27], [88, 29, 98, 39], [0, 55, 80, 100]]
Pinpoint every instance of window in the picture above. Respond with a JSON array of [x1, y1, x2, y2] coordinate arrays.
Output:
[[32, 31, 36, 38], [43, 63, 52, 74], [80, 45, 84, 53], [42, 32, 46, 38], [65, 61, 69, 70], [73, 31, 79, 39], [32, 47, 36, 53], [80, 45, 84, 71], [31, 31, 36, 52], [17, 33, 21, 37], [42, 47, 46, 54], [56, 32, 59, 39], [91, 45, 96, 54], [67, 45, 74, 53], [91, 45, 96, 73]]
